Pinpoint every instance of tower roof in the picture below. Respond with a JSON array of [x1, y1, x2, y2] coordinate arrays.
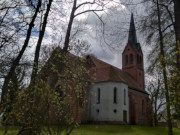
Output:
[[128, 13, 138, 50]]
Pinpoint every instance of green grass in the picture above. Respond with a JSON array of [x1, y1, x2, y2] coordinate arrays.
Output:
[[0, 126, 20, 135], [0, 125, 180, 135], [71, 125, 180, 135]]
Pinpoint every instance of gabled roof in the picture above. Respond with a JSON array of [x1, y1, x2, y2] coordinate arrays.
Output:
[[41, 47, 147, 94], [88, 56, 147, 94]]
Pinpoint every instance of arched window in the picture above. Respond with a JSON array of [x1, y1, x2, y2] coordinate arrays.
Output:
[[114, 87, 117, 103], [124, 89, 126, 105], [79, 87, 85, 108], [55, 85, 64, 101], [97, 88, 100, 104], [137, 55, 139, 65], [130, 54, 133, 64], [125, 55, 128, 65]]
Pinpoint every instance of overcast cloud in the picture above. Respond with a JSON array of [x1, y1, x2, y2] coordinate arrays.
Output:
[[25, 0, 149, 70]]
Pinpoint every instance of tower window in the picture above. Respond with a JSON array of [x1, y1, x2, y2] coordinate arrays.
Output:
[[137, 54, 139, 65], [125, 55, 128, 65], [130, 54, 133, 64], [124, 89, 126, 105], [139, 56, 142, 66], [97, 88, 100, 104], [114, 87, 117, 103]]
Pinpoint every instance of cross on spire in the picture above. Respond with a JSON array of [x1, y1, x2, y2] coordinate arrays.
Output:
[[128, 13, 138, 50]]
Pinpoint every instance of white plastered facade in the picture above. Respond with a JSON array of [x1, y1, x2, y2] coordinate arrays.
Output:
[[88, 81, 129, 123]]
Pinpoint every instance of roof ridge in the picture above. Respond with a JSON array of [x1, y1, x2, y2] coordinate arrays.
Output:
[[89, 55, 121, 69]]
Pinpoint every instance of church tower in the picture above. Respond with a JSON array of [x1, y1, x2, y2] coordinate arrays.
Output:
[[122, 13, 145, 91]]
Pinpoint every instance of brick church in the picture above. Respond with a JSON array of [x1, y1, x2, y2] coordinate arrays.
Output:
[[81, 13, 151, 125], [45, 14, 151, 125]]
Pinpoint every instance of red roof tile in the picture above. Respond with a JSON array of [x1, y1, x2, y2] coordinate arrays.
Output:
[[88, 56, 147, 94]]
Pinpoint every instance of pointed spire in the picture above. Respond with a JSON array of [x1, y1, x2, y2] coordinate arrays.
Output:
[[128, 13, 138, 50]]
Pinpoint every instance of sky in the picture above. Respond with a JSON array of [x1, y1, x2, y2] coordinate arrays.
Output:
[[37, 0, 150, 70], [21, 0, 150, 71], [82, 0, 151, 70], [69, 0, 150, 70], [0, 0, 153, 89]]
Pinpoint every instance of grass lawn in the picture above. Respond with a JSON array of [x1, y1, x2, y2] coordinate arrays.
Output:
[[71, 125, 180, 135], [0, 125, 180, 135]]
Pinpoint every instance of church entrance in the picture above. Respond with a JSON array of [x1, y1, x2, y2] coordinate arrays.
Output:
[[123, 110, 127, 123]]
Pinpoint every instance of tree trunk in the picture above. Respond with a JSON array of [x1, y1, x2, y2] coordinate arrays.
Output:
[[154, 96, 158, 126], [31, 0, 53, 84], [174, 0, 180, 71], [63, 0, 77, 53], [1, 0, 41, 104], [156, 0, 173, 135]]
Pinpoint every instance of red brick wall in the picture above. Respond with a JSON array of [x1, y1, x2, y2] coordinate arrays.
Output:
[[129, 90, 152, 125], [122, 43, 145, 91]]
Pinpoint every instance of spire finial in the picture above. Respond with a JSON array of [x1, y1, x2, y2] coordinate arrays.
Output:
[[128, 13, 138, 50]]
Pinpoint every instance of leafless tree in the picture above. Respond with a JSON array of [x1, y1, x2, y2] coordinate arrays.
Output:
[[147, 72, 166, 126], [1, 0, 42, 110]]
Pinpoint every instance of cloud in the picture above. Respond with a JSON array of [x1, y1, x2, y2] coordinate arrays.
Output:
[[77, 3, 152, 70], [24, 1, 149, 70], [75, 4, 130, 69]]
